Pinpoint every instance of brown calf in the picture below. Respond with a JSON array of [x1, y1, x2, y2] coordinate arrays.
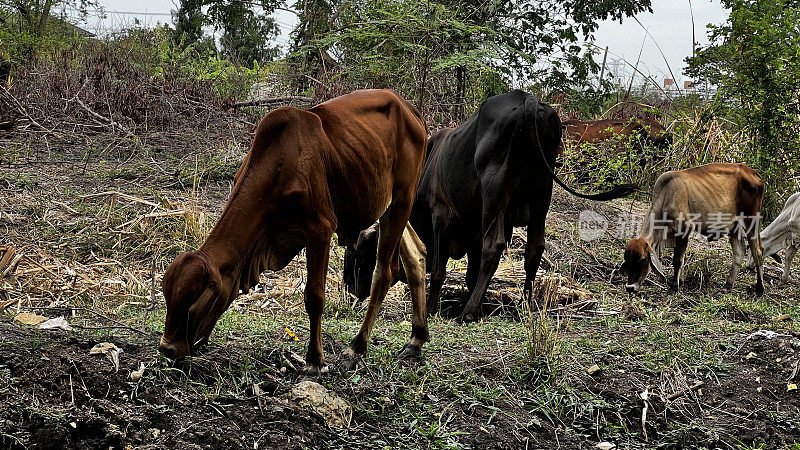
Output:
[[620, 163, 765, 296]]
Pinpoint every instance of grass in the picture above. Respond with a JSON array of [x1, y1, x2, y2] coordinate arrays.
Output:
[[2, 130, 800, 449]]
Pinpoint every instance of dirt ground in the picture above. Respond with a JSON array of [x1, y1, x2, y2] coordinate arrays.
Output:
[[2, 122, 800, 449], [2, 316, 800, 449]]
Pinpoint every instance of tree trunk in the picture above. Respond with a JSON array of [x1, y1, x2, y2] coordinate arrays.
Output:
[[36, 0, 55, 39]]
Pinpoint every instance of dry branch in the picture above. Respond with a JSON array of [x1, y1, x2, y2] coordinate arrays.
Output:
[[232, 96, 314, 108], [80, 191, 160, 208], [666, 381, 705, 401], [19, 306, 151, 336]]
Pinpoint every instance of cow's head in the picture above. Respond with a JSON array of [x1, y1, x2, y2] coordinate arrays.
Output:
[[159, 251, 225, 359], [619, 238, 666, 293], [651, 131, 673, 151], [344, 225, 379, 301]]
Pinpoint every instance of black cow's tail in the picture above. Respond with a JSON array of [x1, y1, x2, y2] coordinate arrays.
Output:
[[524, 96, 638, 201]]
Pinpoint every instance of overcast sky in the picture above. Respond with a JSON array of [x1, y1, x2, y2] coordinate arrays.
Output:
[[63, 0, 729, 85]]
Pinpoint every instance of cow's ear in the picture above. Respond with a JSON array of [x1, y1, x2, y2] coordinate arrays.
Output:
[[648, 252, 667, 281]]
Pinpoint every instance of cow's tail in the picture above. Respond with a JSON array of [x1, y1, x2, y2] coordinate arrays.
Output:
[[524, 96, 638, 201]]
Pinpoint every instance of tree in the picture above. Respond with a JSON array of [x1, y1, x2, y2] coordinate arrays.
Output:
[[290, 0, 651, 119], [685, 0, 800, 215], [171, 0, 282, 66], [173, 0, 206, 45], [0, 0, 96, 60], [286, 0, 336, 91]]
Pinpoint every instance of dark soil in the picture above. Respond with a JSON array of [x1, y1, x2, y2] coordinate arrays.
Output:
[[0, 320, 337, 450], [581, 330, 800, 449], [3, 316, 799, 449], [0, 317, 583, 450]]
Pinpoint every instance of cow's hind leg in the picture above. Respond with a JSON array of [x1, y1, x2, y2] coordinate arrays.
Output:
[[458, 169, 516, 323], [345, 202, 409, 362], [459, 210, 508, 323], [670, 235, 689, 293], [302, 226, 334, 377], [397, 224, 429, 359], [747, 234, 765, 296], [782, 244, 797, 284], [523, 190, 552, 305], [427, 214, 452, 315], [722, 235, 745, 294]]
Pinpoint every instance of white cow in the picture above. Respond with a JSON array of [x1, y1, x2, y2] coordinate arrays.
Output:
[[760, 192, 800, 283]]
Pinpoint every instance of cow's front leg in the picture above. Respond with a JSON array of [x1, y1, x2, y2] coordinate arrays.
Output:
[[670, 235, 689, 293], [465, 245, 480, 293], [345, 202, 407, 364], [427, 218, 451, 316], [397, 224, 429, 360], [303, 229, 333, 377]]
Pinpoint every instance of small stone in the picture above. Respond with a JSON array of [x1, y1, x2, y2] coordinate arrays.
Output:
[[130, 363, 145, 382], [288, 380, 352, 428], [587, 364, 601, 376], [14, 312, 48, 326], [596, 442, 616, 450]]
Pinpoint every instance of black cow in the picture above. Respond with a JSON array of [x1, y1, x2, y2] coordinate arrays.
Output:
[[345, 90, 636, 322], [343, 224, 406, 300]]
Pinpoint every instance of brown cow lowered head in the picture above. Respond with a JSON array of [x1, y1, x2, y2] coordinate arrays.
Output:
[[158, 89, 430, 375], [619, 163, 764, 297], [619, 237, 666, 293], [160, 251, 225, 359]]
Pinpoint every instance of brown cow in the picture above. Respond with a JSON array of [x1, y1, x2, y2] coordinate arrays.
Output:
[[561, 117, 671, 150], [159, 89, 429, 376], [620, 163, 765, 296]]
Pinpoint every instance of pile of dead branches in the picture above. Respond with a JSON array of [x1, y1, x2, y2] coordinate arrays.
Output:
[[0, 37, 258, 140]]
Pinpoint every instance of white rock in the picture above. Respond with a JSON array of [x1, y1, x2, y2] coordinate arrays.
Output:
[[289, 380, 352, 428], [39, 316, 72, 331]]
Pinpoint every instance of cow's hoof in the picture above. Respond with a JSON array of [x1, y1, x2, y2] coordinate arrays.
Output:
[[667, 285, 679, 295], [301, 364, 323, 380], [397, 344, 421, 360], [456, 310, 480, 324], [715, 288, 731, 298], [341, 347, 363, 370]]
